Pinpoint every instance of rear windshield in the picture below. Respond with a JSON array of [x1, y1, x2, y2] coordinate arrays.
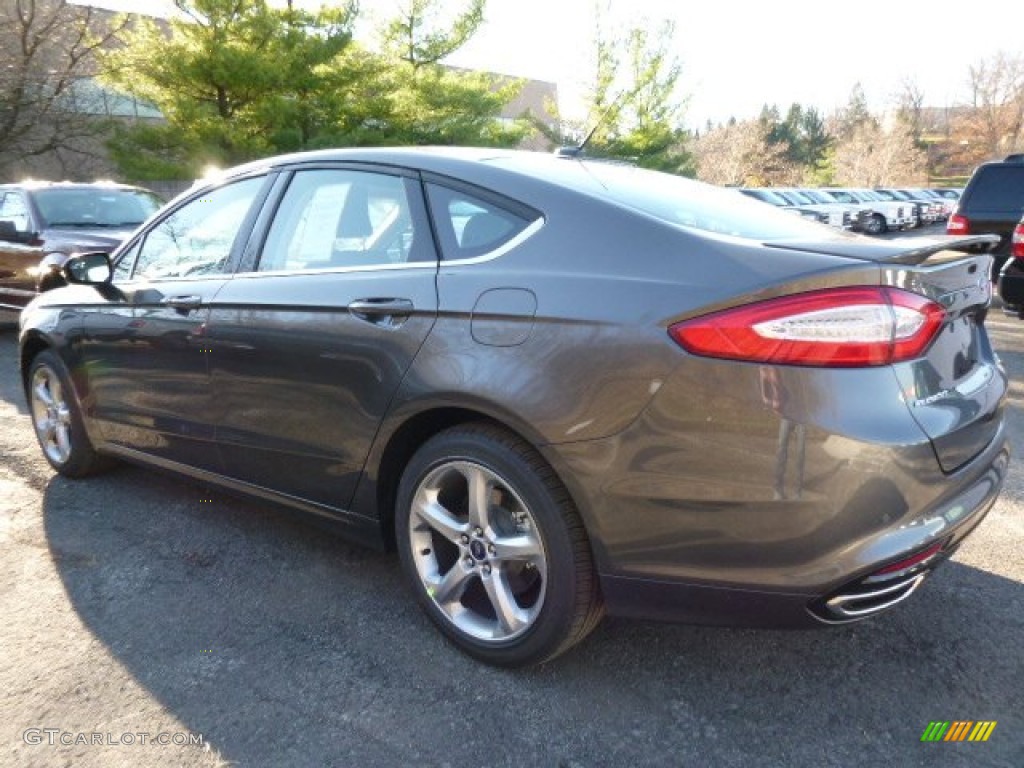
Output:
[[578, 163, 833, 240], [966, 166, 1024, 212], [569, 164, 831, 240]]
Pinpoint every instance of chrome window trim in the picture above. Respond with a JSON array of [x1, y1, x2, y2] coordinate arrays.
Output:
[[442, 217, 545, 267], [231, 216, 545, 278]]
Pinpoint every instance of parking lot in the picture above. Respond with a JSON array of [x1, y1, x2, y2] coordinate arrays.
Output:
[[1, 279, 1022, 767]]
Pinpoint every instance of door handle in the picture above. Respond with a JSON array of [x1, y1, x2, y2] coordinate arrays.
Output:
[[348, 298, 414, 323], [161, 295, 203, 311]]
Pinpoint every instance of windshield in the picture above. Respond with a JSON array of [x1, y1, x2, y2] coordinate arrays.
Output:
[[801, 189, 832, 204], [33, 187, 163, 228], [742, 189, 788, 206], [782, 189, 816, 205], [578, 163, 836, 240], [826, 190, 858, 204]]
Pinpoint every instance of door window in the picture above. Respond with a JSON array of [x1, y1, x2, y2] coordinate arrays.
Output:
[[0, 192, 31, 234], [131, 177, 264, 280], [258, 169, 427, 272]]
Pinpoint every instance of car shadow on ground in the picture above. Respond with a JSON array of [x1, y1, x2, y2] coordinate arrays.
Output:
[[41, 467, 1024, 767]]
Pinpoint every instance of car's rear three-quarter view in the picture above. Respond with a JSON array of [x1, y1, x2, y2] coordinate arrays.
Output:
[[17, 148, 1010, 667]]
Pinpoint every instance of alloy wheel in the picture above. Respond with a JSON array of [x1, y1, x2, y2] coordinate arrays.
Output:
[[30, 365, 73, 466], [408, 460, 547, 642]]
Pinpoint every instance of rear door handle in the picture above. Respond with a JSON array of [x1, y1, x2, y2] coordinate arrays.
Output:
[[348, 298, 414, 323], [161, 295, 203, 311]]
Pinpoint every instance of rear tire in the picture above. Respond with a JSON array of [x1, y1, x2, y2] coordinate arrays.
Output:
[[395, 423, 603, 667], [28, 349, 112, 477]]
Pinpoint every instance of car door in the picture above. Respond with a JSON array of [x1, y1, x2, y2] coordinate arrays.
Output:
[[204, 165, 439, 510], [77, 174, 270, 470], [0, 190, 43, 309]]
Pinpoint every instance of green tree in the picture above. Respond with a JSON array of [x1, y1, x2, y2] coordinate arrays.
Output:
[[371, 0, 527, 147], [540, 8, 693, 175], [837, 82, 875, 139], [102, 0, 357, 178], [605, 22, 693, 174], [757, 102, 827, 177], [101, 0, 522, 179]]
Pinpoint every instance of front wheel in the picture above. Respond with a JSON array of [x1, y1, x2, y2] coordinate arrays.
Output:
[[396, 423, 603, 667], [865, 213, 887, 235], [28, 349, 112, 477]]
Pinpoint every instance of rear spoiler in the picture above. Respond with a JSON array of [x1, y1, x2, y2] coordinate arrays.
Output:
[[766, 234, 1000, 266]]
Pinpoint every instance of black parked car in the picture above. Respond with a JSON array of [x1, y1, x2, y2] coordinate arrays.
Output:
[[948, 154, 1024, 285], [996, 214, 1024, 310], [19, 148, 1009, 666], [0, 181, 162, 310]]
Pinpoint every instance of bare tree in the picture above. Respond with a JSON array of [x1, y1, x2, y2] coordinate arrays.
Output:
[[833, 118, 926, 187], [0, 0, 129, 177], [894, 77, 925, 143], [962, 51, 1024, 159], [695, 119, 797, 186]]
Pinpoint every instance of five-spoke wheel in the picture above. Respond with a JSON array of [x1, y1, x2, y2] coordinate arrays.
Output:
[[30, 364, 73, 466], [408, 460, 547, 642], [27, 350, 110, 477], [396, 424, 603, 667]]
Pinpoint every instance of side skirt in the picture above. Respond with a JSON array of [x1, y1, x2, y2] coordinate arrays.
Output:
[[100, 443, 387, 550]]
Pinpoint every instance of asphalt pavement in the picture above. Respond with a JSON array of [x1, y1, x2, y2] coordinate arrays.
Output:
[[1, 236, 1022, 766]]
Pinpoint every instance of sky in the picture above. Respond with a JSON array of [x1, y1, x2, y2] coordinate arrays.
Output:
[[75, 0, 1024, 129]]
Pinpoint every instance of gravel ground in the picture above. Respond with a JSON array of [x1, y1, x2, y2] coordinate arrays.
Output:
[[1, 261, 1022, 767]]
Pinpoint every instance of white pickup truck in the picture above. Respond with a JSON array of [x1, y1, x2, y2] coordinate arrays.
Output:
[[821, 189, 915, 234]]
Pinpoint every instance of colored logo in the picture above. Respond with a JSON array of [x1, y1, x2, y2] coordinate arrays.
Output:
[[921, 721, 996, 742]]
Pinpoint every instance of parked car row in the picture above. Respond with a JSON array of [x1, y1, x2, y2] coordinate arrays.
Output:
[[739, 186, 961, 235]]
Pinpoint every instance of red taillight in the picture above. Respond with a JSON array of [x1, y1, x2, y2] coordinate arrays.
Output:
[[947, 213, 970, 234], [669, 287, 946, 367], [1012, 222, 1024, 259]]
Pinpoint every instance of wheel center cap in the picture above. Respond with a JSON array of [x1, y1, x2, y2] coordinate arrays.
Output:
[[469, 539, 488, 561]]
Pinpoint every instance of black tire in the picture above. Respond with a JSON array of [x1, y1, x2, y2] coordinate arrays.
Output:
[[27, 349, 112, 477], [395, 422, 603, 667], [865, 213, 887, 235]]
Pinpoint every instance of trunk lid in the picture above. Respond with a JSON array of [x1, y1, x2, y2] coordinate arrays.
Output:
[[771, 234, 1006, 473]]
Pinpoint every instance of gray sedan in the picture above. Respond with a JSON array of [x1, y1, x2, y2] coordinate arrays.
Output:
[[18, 147, 1009, 666]]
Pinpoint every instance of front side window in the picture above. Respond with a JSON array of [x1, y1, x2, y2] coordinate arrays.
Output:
[[0, 192, 31, 233], [131, 177, 264, 280], [426, 183, 537, 260], [258, 169, 426, 272]]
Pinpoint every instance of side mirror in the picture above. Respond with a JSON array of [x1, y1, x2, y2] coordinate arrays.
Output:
[[64, 251, 113, 285]]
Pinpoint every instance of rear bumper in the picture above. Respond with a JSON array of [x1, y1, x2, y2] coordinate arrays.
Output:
[[544, 357, 1010, 628], [596, 432, 1007, 627]]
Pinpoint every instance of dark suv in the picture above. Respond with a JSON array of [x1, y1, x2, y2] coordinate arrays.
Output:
[[0, 181, 162, 310], [947, 154, 1024, 289]]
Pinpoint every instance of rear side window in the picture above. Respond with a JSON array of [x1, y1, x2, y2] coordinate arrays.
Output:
[[965, 166, 1024, 211], [426, 183, 538, 260]]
